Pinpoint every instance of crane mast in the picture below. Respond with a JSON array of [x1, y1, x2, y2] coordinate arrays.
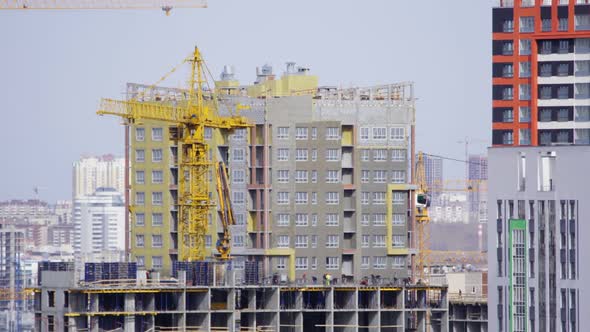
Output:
[[215, 161, 234, 260], [98, 47, 250, 261], [414, 151, 431, 283]]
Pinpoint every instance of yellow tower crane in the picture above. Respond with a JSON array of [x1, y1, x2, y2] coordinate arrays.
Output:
[[97, 47, 250, 261], [414, 151, 431, 283]]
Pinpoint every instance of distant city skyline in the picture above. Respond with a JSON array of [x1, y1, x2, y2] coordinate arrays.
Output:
[[0, 0, 491, 201]]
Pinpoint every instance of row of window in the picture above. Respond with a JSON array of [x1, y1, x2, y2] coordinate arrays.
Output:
[[276, 192, 340, 205], [135, 192, 163, 205], [359, 127, 405, 141], [135, 127, 163, 142], [275, 169, 406, 184], [135, 170, 164, 184], [500, 17, 587, 34], [361, 170, 406, 183], [277, 126, 340, 140], [277, 255, 405, 271], [135, 149, 163, 163], [276, 234, 339, 248], [135, 213, 163, 226], [135, 234, 163, 248], [275, 212, 406, 227], [136, 255, 162, 269], [361, 256, 406, 269], [361, 234, 405, 248], [276, 148, 338, 162]]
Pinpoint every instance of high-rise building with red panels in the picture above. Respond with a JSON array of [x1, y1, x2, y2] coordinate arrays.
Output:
[[492, 0, 590, 146]]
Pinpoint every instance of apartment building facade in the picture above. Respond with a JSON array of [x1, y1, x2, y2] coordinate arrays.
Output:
[[72, 154, 124, 199], [492, 0, 590, 146], [487, 146, 588, 332], [128, 66, 416, 281]]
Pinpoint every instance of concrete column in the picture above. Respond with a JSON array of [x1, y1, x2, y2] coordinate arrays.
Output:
[[124, 293, 135, 331]]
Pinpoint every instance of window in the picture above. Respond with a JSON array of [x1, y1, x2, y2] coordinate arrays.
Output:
[[558, 86, 569, 99], [233, 235, 244, 247], [309, 149, 317, 162], [325, 148, 340, 161], [136, 149, 145, 162], [326, 170, 340, 183], [520, 17, 534, 33], [373, 170, 387, 183], [540, 86, 552, 99], [326, 213, 339, 226], [152, 256, 163, 269], [391, 149, 405, 161], [360, 149, 370, 161], [557, 63, 569, 76], [393, 213, 405, 225], [326, 235, 339, 248], [558, 18, 568, 31], [311, 127, 317, 140], [152, 235, 163, 248], [362, 235, 370, 248], [557, 108, 569, 121], [47, 315, 54, 332], [393, 192, 405, 204], [325, 257, 339, 270], [295, 213, 309, 226], [326, 192, 339, 205], [520, 84, 531, 100], [276, 257, 286, 270], [296, 148, 308, 161], [502, 64, 514, 78], [576, 14, 590, 31], [373, 192, 386, 205], [152, 213, 163, 226], [48, 291, 55, 307], [135, 192, 145, 205], [361, 170, 370, 183], [295, 192, 308, 205], [311, 257, 318, 270], [503, 41, 514, 55], [373, 235, 386, 248], [311, 192, 317, 205], [277, 235, 289, 248], [392, 256, 405, 268], [136, 256, 145, 268], [277, 214, 290, 227], [542, 18, 552, 32], [361, 214, 370, 226], [232, 191, 245, 205], [232, 148, 245, 162], [373, 256, 387, 269], [391, 170, 405, 184], [520, 39, 532, 55], [392, 235, 405, 247], [152, 192, 163, 205], [390, 127, 405, 140], [136, 234, 145, 248], [311, 170, 318, 183], [205, 235, 212, 247], [233, 128, 246, 140], [373, 149, 387, 161], [311, 214, 318, 226], [503, 87, 514, 100], [152, 127, 163, 141], [277, 192, 289, 205], [152, 149, 163, 162], [204, 127, 212, 139], [295, 235, 308, 248], [503, 131, 514, 145], [295, 170, 308, 183], [136, 213, 145, 226], [295, 257, 308, 270], [361, 191, 370, 205], [311, 235, 318, 248], [520, 62, 531, 78], [135, 127, 145, 141], [232, 170, 245, 183], [326, 127, 340, 140], [277, 127, 289, 139], [360, 127, 370, 140], [361, 256, 370, 269], [152, 170, 163, 184], [503, 19, 514, 32], [295, 127, 308, 140], [136, 171, 145, 184], [277, 170, 289, 183], [373, 214, 386, 226], [373, 127, 387, 140], [277, 148, 289, 161], [520, 107, 531, 123], [235, 213, 245, 225]]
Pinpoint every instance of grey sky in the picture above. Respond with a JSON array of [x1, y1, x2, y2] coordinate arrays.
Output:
[[0, 0, 492, 202]]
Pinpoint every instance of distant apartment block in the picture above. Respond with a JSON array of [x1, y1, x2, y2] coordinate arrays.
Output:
[[127, 63, 417, 281], [492, 0, 590, 146], [468, 154, 489, 224], [73, 188, 125, 262], [488, 146, 588, 332], [72, 154, 124, 199], [423, 154, 443, 204]]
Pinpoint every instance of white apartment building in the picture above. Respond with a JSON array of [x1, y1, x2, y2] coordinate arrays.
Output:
[[72, 155, 124, 199]]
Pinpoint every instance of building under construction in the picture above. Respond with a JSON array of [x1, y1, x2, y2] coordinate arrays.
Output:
[[34, 266, 449, 332]]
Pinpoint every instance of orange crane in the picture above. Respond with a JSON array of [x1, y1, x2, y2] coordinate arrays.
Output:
[[0, 0, 207, 15], [98, 47, 250, 261]]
